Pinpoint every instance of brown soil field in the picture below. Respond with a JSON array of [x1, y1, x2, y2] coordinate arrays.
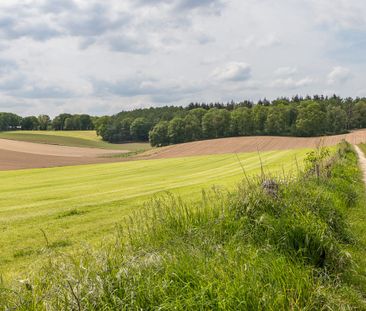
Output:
[[0, 139, 127, 170], [1, 130, 366, 170], [145, 129, 366, 159]]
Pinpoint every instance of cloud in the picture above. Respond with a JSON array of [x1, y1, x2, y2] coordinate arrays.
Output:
[[0, 58, 18, 74], [136, 0, 224, 12], [213, 62, 252, 81], [61, 4, 129, 37], [327, 66, 351, 85], [107, 35, 153, 54], [271, 77, 314, 89], [274, 66, 297, 76], [310, 0, 366, 32]]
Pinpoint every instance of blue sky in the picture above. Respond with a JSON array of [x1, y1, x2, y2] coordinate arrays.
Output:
[[0, 0, 364, 116]]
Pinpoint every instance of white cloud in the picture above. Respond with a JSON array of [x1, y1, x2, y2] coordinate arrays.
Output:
[[0, 0, 362, 115], [327, 66, 351, 85], [274, 66, 297, 76], [213, 62, 251, 81], [271, 77, 314, 89]]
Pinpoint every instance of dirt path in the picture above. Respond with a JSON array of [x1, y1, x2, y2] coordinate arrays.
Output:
[[354, 145, 366, 184]]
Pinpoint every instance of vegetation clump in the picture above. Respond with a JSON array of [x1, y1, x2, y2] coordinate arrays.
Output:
[[1, 142, 365, 310]]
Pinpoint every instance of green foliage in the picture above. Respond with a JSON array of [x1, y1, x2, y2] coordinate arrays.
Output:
[[202, 108, 231, 138], [295, 101, 325, 136], [168, 117, 185, 144], [230, 107, 253, 136], [37, 115, 50, 130], [149, 121, 169, 147], [21, 116, 39, 130], [1, 143, 366, 309], [130, 117, 150, 141], [0, 112, 22, 131]]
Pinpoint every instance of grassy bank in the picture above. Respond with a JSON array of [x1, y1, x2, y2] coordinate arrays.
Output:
[[0, 149, 306, 277], [0, 130, 151, 151], [1, 143, 366, 309]]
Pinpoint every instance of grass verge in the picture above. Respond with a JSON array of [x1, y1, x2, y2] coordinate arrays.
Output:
[[1, 142, 366, 309]]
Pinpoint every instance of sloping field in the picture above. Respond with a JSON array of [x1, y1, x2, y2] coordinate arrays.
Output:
[[0, 130, 151, 151], [0, 139, 127, 170], [0, 148, 308, 277], [147, 129, 366, 159]]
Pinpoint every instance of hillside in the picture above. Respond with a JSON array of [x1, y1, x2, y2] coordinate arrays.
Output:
[[147, 129, 366, 159], [2, 143, 366, 309], [0, 148, 307, 277], [0, 130, 151, 151]]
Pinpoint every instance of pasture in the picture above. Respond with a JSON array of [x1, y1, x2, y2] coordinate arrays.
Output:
[[0, 148, 308, 278]]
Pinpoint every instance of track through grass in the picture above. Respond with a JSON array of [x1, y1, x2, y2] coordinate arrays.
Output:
[[0, 148, 308, 278]]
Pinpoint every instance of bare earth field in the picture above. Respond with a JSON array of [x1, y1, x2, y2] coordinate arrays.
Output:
[[0, 139, 126, 170], [146, 129, 366, 159], [1, 129, 366, 170]]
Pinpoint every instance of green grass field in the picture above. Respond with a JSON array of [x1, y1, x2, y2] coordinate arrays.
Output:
[[0, 148, 308, 278], [0, 130, 151, 151]]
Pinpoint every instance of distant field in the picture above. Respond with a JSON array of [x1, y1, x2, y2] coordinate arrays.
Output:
[[148, 128, 366, 159], [0, 148, 309, 278], [0, 130, 151, 151]]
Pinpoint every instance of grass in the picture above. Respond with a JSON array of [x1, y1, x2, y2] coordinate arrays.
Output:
[[0, 130, 151, 151], [1, 143, 366, 309], [0, 148, 308, 278]]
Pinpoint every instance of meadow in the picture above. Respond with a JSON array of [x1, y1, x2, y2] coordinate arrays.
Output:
[[2, 143, 366, 309], [0, 148, 308, 278], [0, 130, 151, 151]]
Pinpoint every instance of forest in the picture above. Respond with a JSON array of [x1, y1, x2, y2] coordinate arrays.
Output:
[[97, 95, 366, 146], [2, 95, 366, 147]]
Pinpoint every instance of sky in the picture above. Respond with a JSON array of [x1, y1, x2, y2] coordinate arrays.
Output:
[[0, 0, 365, 116]]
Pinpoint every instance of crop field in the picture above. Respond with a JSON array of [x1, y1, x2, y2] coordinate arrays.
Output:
[[0, 148, 308, 279], [0, 130, 151, 151]]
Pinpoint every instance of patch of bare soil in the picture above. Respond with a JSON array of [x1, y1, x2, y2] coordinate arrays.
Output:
[[0, 138, 126, 157], [354, 145, 366, 184], [145, 129, 366, 159], [0, 139, 129, 170]]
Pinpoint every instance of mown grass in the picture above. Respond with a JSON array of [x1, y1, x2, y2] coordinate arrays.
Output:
[[0, 148, 307, 278], [0, 130, 151, 151], [1, 143, 365, 309]]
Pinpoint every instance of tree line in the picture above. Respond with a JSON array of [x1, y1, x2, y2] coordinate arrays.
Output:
[[0, 113, 96, 131], [96, 95, 366, 146]]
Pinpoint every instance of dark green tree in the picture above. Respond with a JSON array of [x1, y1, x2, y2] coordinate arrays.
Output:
[[230, 107, 253, 136], [295, 101, 325, 136], [130, 117, 150, 141], [21, 116, 39, 130], [37, 115, 50, 130], [202, 109, 231, 139], [168, 117, 186, 144], [149, 121, 169, 147], [184, 114, 202, 141]]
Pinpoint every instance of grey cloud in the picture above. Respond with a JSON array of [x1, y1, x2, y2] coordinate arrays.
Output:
[[175, 0, 223, 10], [15, 86, 76, 99], [0, 58, 18, 74], [107, 35, 152, 54], [40, 0, 77, 13], [92, 77, 201, 103], [62, 4, 129, 37], [136, 0, 224, 11]]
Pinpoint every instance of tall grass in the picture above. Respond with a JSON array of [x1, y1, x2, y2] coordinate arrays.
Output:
[[1, 142, 366, 310]]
